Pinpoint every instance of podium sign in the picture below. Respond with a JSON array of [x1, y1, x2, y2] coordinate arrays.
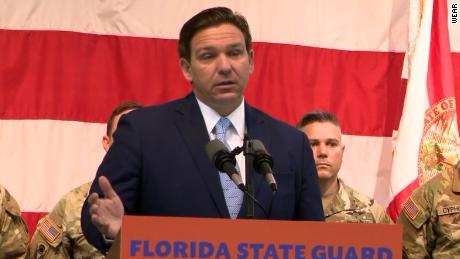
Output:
[[110, 215, 401, 259]]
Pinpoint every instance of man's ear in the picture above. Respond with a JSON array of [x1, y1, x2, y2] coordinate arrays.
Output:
[[248, 49, 255, 73], [102, 135, 110, 152], [179, 58, 193, 82]]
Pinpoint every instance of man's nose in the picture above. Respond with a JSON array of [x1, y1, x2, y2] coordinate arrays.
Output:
[[217, 55, 232, 75], [318, 153, 327, 159], [317, 144, 327, 158]]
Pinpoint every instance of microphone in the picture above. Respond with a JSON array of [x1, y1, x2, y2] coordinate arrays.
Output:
[[206, 139, 246, 191], [250, 139, 278, 192]]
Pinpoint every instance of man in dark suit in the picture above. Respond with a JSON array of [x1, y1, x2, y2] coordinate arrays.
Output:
[[81, 6, 324, 252]]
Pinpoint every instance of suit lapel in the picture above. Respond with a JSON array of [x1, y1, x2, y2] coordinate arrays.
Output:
[[245, 103, 271, 149], [174, 94, 230, 218]]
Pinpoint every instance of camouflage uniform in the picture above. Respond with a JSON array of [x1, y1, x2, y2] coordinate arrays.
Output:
[[324, 178, 393, 223], [397, 165, 460, 258], [27, 182, 105, 259], [0, 184, 28, 259]]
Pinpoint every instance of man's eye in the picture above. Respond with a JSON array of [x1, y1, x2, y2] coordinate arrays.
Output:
[[200, 53, 214, 60], [310, 142, 319, 147], [228, 50, 242, 57]]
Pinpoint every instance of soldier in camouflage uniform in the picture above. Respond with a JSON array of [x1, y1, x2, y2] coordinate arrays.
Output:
[[0, 183, 28, 258], [397, 162, 460, 258], [297, 110, 392, 223], [324, 178, 393, 223], [28, 182, 104, 259], [27, 102, 143, 258]]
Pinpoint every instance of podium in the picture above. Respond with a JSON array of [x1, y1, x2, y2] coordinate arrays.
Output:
[[108, 216, 401, 259]]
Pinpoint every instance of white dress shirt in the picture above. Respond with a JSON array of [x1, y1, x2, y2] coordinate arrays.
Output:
[[196, 97, 246, 183]]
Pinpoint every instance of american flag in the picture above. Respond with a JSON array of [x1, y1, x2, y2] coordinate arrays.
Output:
[[402, 197, 421, 220], [0, 0, 459, 235], [38, 217, 61, 243]]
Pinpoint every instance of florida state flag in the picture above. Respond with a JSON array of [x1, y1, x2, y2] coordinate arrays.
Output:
[[387, 0, 457, 221]]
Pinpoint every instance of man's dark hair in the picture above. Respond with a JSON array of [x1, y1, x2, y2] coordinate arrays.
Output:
[[178, 6, 253, 61], [296, 110, 340, 129], [106, 102, 143, 136]]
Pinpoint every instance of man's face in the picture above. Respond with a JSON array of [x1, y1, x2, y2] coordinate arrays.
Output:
[[301, 122, 345, 181], [180, 23, 254, 112]]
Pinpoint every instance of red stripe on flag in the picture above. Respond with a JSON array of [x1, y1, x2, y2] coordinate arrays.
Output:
[[0, 29, 405, 136], [246, 44, 406, 136], [0, 29, 190, 123], [427, 0, 455, 104], [454, 52, 460, 91], [22, 212, 48, 240]]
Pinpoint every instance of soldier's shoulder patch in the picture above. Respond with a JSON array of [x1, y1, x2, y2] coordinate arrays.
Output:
[[38, 217, 62, 243], [403, 197, 422, 220]]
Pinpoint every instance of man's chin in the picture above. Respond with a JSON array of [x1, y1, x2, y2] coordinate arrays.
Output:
[[317, 171, 335, 180], [214, 94, 243, 105]]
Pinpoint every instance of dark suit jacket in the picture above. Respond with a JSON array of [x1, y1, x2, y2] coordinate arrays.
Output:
[[81, 93, 324, 251]]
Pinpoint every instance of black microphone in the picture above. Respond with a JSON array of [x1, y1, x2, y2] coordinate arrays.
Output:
[[250, 139, 278, 192], [206, 139, 246, 191]]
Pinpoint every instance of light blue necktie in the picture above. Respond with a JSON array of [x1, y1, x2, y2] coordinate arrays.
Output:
[[214, 117, 243, 218]]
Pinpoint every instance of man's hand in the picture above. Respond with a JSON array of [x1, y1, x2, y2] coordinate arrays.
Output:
[[88, 176, 124, 239]]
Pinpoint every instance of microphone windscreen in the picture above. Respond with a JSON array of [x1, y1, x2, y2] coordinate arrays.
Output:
[[251, 139, 274, 168], [251, 139, 268, 153], [205, 139, 227, 162]]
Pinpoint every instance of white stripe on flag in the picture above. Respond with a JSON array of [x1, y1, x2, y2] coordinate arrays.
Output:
[[0, 0, 409, 51], [0, 120, 105, 212]]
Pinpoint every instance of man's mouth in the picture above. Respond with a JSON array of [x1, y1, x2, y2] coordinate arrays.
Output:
[[215, 80, 236, 86]]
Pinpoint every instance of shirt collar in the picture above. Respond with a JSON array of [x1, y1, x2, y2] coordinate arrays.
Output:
[[196, 97, 245, 139]]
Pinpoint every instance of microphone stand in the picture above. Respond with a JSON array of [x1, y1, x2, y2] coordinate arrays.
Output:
[[230, 136, 269, 219], [230, 135, 254, 218], [243, 136, 255, 218]]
